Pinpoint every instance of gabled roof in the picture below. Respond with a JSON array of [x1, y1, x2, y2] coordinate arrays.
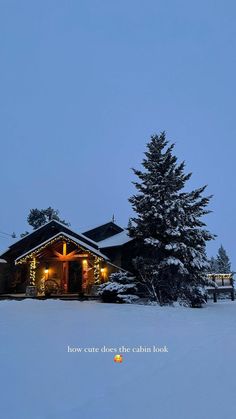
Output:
[[15, 232, 109, 264], [0, 220, 99, 261], [83, 222, 124, 243], [98, 230, 133, 248]]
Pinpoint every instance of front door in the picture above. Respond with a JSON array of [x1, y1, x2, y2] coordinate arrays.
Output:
[[68, 261, 82, 293]]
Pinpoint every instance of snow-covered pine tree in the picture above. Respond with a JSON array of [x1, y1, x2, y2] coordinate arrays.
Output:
[[177, 186, 215, 304], [129, 132, 214, 307], [127, 218, 133, 230], [216, 245, 231, 273], [208, 256, 219, 273]]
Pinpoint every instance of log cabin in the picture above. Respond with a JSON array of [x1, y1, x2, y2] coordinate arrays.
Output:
[[0, 220, 135, 297]]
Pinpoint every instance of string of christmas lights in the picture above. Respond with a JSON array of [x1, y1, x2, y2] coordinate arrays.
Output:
[[16, 234, 104, 285]]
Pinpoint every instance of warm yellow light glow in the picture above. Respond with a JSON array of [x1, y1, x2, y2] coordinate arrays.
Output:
[[82, 259, 88, 266], [101, 268, 105, 273], [45, 269, 49, 274]]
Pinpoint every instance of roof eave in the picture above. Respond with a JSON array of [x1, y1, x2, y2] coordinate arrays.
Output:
[[15, 232, 109, 264]]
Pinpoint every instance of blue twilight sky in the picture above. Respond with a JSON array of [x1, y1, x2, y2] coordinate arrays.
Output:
[[0, 0, 235, 265]]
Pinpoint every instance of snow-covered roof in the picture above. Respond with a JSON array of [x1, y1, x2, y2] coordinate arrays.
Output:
[[80, 220, 113, 233], [15, 232, 109, 263], [98, 230, 133, 248], [53, 220, 98, 246], [1, 220, 98, 253], [0, 258, 7, 263]]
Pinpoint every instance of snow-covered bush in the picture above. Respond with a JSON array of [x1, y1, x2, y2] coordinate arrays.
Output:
[[98, 272, 139, 304], [178, 285, 207, 308]]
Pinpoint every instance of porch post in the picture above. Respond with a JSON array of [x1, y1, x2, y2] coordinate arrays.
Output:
[[61, 241, 69, 293], [94, 257, 100, 284], [82, 258, 88, 291], [26, 257, 37, 297], [62, 262, 69, 293], [29, 257, 36, 286]]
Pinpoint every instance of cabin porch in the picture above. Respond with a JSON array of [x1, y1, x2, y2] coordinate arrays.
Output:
[[14, 234, 109, 297]]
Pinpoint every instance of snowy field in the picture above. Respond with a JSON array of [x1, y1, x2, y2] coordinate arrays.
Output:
[[0, 300, 236, 419]]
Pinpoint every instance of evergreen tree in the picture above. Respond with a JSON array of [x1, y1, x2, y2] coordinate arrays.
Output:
[[27, 207, 70, 230], [208, 256, 219, 273], [27, 209, 46, 229], [216, 245, 231, 273], [127, 218, 133, 230], [129, 132, 214, 306]]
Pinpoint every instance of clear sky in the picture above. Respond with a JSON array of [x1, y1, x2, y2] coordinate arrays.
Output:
[[0, 0, 235, 266]]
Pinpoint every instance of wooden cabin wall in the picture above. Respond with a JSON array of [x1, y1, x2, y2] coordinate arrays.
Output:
[[101, 247, 122, 268], [0, 262, 29, 293]]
